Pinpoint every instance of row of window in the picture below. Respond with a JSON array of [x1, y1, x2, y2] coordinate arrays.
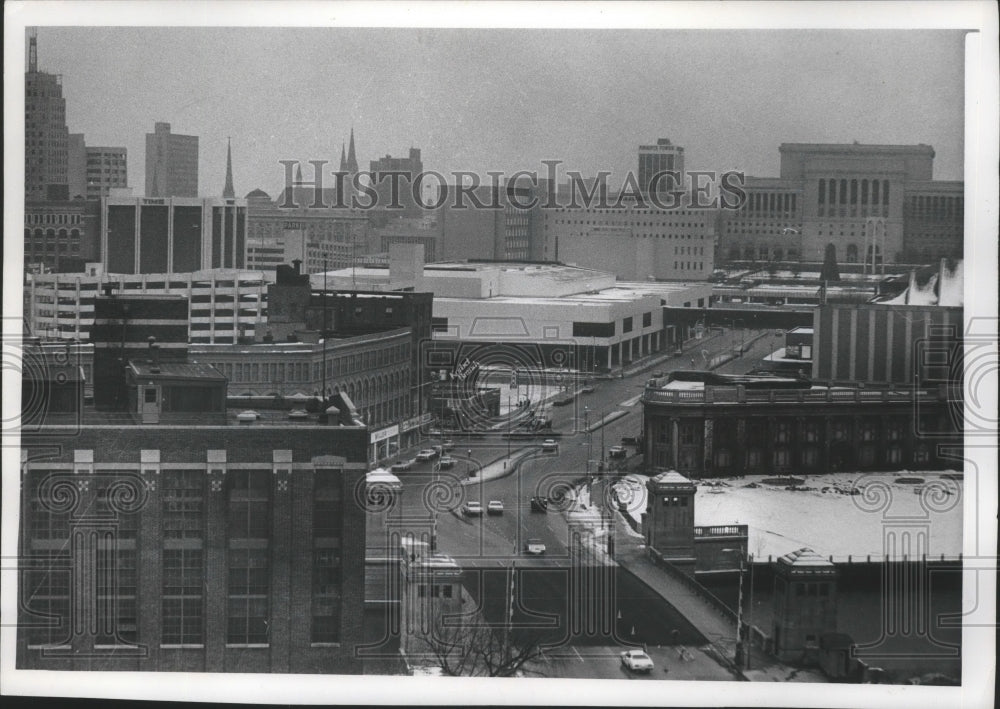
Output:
[[27, 468, 345, 647]]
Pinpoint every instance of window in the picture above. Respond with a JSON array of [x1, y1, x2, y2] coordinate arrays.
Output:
[[227, 548, 269, 645], [97, 547, 137, 646], [622, 317, 633, 334], [572, 321, 614, 338], [227, 470, 270, 539], [163, 548, 203, 645], [313, 472, 342, 642], [642, 312, 652, 327]]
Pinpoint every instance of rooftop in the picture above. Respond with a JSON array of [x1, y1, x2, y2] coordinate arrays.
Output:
[[128, 361, 226, 381], [777, 547, 836, 568]]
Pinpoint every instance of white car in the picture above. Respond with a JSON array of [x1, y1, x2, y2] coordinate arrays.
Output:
[[438, 456, 456, 469], [608, 445, 628, 459], [463, 501, 483, 516], [390, 460, 412, 472], [236, 410, 259, 422], [541, 439, 558, 452], [487, 500, 504, 515], [620, 649, 654, 673], [415, 449, 439, 462], [524, 538, 546, 555]]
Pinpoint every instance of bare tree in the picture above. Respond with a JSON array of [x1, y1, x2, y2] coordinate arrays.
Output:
[[415, 609, 546, 677]]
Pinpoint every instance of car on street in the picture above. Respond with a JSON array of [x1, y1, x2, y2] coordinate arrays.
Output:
[[551, 395, 574, 407], [441, 440, 455, 451], [581, 384, 596, 394], [438, 456, 456, 469], [415, 449, 439, 462], [620, 649, 654, 673], [462, 500, 483, 516], [236, 410, 259, 422], [608, 445, 628, 459], [487, 500, 504, 515], [541, 439, 558, 452], [524, 538, 546, 554], [390, 460, 412, 472], [529, 496, 549, 512]]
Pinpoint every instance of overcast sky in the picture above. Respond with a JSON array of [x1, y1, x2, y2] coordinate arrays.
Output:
[[30, 26, 966, 197]]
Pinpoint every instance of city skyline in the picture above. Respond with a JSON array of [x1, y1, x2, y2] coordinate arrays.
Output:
[[26, 26, 966, 199]]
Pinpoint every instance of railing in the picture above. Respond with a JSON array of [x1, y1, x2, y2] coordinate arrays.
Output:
[[642, 385, 946, 406], [694, 525, 748, 538]]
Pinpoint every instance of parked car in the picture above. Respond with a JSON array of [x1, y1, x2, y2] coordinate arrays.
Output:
[[581, 384, 596, 394], [438, 456, 456, 469], [620, 649, 654, 673], [608, 445, 628, 459], [551, 396, 574, 407], [524, 538, 546, 555], [463, 500, 483, 516], [390, 460, 412, 472], [530, 496, 549, 513], [541, 439, 558, 452], [236, 410, 259, 422], [287, 409, 309, 420], [487, 500, 504, 515], [441, 440, 455, 451], [415, 449, 439, 462]]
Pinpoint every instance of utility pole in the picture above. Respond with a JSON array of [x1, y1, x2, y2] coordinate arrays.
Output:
[[322, 257, 328, 411]]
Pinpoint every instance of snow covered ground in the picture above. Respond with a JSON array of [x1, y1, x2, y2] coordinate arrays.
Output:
[[612, 472, 962, 561]]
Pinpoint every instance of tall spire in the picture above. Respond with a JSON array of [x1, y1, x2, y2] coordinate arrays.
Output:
[[223, 137, 235, 199], [339, 142, 347, 172], [346, 127, 358, 173]]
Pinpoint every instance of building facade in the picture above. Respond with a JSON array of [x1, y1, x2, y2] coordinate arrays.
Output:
[[85, 146, 128, 199], [24, 199, 102, 273], [641, 374, 961, 477], [145, 122, 199, 198], [24, 269, 268, 344], [812, 302, 962, 385], [638, 138, 685, 196], [717, 143, 963, 266], [190, 328, 414, 430], [436, 184, 540, 262], [544, 204, 716, 280], [25, 33, 69, 201], [246, 201, 370, 273], [101, 195, 247, 275], [16, 426, 369, 673], [370, 148, 424, 217]]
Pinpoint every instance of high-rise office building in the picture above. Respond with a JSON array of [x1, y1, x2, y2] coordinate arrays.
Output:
[[638, 138, 685, 196], [68, 133, 87, 200], [101, 195, 246, 275], [145, 122, 199, 198], [25, 31, 70, 201], [85, 146, 128, 199], [370, 147, 424, 217]]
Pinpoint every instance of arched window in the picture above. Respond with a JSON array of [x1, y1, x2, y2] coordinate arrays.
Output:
[[850, 179, 858, 204], [818, 179, 826, 204], [846, 244, 858, 263], [861, 179, 868, 204], [839, 179, 847, 204], [882, 180, 889, 205]]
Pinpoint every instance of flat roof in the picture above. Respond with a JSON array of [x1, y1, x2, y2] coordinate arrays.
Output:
[[129, 361, 226, 381]]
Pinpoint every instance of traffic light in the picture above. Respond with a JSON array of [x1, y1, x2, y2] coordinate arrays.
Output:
[[510, 368, 518, 389]]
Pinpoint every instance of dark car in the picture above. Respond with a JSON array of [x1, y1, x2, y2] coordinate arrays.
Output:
[[530, 496, 549, 513]]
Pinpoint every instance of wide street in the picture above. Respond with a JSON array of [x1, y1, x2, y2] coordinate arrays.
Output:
[[378, 328, 774, 678], [388, 327, 775, 562]]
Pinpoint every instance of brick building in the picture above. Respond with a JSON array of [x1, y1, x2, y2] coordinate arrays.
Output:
[[641, 372, 961, 477], [17, 424, 370, 673]]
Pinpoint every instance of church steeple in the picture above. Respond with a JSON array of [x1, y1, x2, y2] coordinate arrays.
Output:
[[223, 137, 235, 199], [339, 142, 348, 172], [346, 127, 358, 173]]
